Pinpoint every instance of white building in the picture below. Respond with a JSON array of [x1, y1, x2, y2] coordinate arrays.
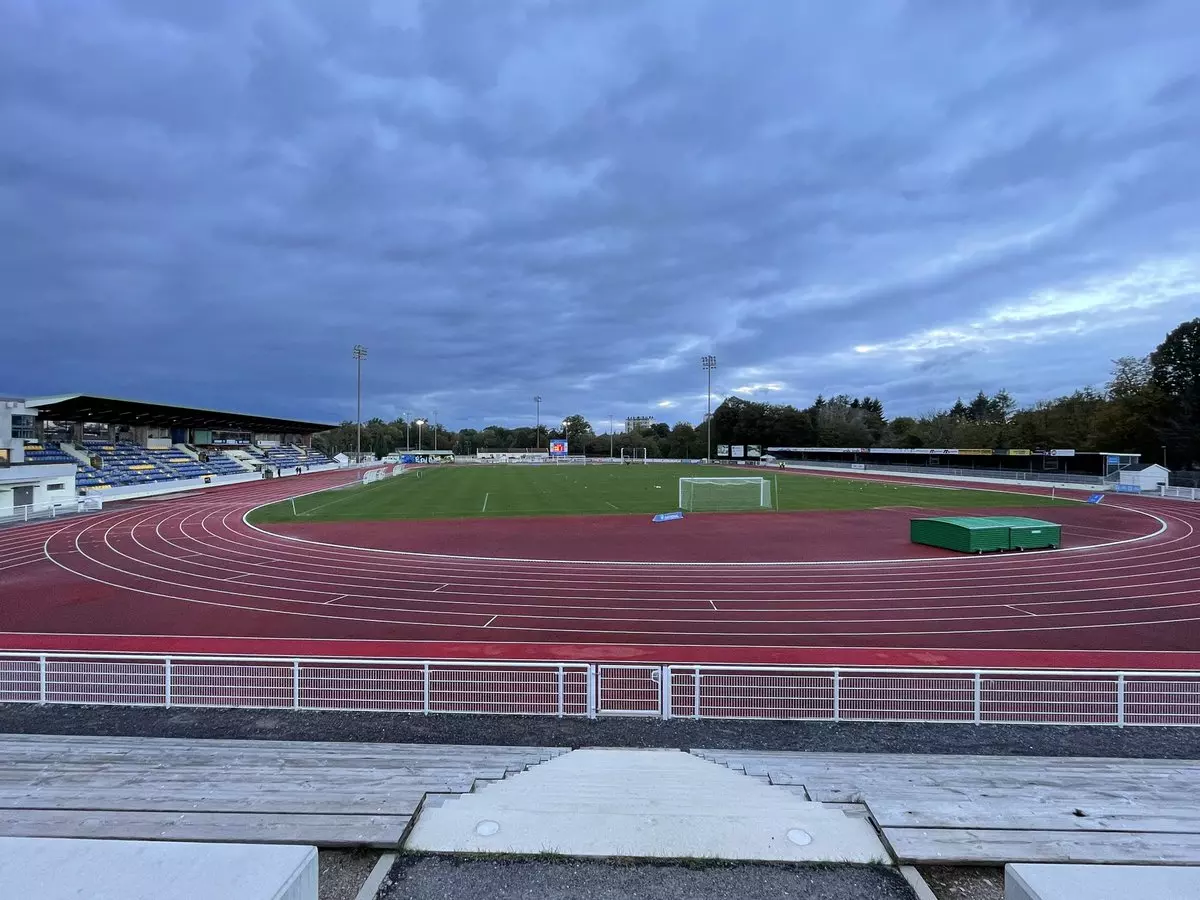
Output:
[[1118, 463, 1169, 494], [0, 398, 78, 517]]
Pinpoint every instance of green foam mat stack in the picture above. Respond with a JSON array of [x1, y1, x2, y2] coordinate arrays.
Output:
[[910, 516, 1061, 553]]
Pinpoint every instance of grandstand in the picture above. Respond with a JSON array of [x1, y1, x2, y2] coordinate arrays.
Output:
[[2, 394, 337, 510]]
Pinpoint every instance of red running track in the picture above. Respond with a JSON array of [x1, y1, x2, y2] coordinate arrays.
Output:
[[2, 468, 1200, 670]]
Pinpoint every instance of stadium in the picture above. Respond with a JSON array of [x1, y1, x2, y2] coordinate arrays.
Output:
[[6, 4, 1200, 895], [3, 386, 1200, 895]]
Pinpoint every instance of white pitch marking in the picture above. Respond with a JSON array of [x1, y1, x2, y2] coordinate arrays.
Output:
[[482, 493, 489, 513], [484, 615, 498, 627], [605, 501, 619, 509]]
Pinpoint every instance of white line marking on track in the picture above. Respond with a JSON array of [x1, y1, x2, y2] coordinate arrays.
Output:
[[1006, 604, 1037, 617], [432, 584, 448, 592], [0, 556, 44, 572], [224, 572, 250, 582], [710, 599, 718, 611], [324, 594, 347, 605], [482, 493, 489, 513], [484, 615, 497, 627]]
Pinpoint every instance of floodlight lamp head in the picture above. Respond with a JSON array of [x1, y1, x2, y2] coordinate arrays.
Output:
[[415, 418, 426, 426], [701, 354, 716, 369], [353, 344, 368, 359]]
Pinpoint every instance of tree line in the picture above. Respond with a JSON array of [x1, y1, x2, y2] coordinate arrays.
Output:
[[314, 317, 1200, 471]]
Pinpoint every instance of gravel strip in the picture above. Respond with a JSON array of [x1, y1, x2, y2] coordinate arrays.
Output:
[[374, 856, 917, 900], [2, 704, 1198, 758], [319, 849, 384, 900], [917, 866, 1005, 900]]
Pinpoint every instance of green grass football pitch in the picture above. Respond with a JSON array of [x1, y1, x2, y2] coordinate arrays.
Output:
[[247, 464, 1077, 523]]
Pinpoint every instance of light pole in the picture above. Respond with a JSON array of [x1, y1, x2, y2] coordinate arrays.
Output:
[[415, 418, 425, 451], [561, 419, 569, 448], [404, 413, 411, 451], [432, 408, 438, 451], [353, 345, 367, 461], [534, 396, 542, 448], [609, 414, 614, 459], [701, 354, 716, 461]]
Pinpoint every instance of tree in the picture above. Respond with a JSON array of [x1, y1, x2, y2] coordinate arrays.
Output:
[[1150, 319, 1200, 467], [560, 414, 593, 451]]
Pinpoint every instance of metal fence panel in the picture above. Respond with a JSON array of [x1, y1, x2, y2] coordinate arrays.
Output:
[[2, 654, 1200, 725]]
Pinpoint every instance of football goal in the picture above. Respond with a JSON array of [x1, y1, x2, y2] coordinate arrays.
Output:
[[679, 476, 773, 512], [621, 447, 648, 464]]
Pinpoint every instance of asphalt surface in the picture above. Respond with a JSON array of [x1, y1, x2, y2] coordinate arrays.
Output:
[[375, 857, 917, 900], [2, 704, 1199, 758]]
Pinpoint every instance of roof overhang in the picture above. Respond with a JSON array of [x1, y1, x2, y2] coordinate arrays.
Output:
[[23, 394, 335, 434]]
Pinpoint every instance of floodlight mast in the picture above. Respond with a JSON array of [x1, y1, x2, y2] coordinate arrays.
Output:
[[701, 355, 717, 461], [415, 418, 426, 451], [534, 396, 542, 448], [353, 345, 368, 462]]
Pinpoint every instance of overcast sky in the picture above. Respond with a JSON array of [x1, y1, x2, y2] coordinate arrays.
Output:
[[3, 0, 1199, 431]]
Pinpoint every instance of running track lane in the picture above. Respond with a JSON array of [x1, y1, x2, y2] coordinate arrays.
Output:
[[3, 468, 1200, 668]]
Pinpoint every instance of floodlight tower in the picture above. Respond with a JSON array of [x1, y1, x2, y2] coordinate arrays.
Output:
[[415, 418, 426, 451], [701, 354, 716, 461], [353, 345, 368, 461], [534, 396, 542, 448]]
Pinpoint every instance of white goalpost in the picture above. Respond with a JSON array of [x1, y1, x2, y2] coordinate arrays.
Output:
[[678, 476, 773, 512], [621, 447, 648, 464]]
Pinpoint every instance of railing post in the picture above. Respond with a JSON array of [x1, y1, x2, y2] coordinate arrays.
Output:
[[661, 667, 672, 720], [833, 670, 840, 722], [693, 665, 702, 719], [974, 672, 982, 724], [556, 665, 564, 719], [586, 665, 596, 719], [1117, 673, 1126, 727], [423, 662, 431, 715], [292, 660, 300, 709], [164, 658, 172, 708], [38, 655, 47, 704]]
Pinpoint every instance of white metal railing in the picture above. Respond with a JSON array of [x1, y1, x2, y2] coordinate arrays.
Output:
[[2, 653, 1199, 726], [0, 653, 592, 718], [0, 498, 101, 525], [1162, 486, 1199, 502], [661, 665, 1200, 726]]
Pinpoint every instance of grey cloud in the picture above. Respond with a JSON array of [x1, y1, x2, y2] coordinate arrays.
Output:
[[1, 0, 1198, 431]]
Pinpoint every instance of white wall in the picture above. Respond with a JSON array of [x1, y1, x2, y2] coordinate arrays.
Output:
[[0, 463, 77, 513], [1119, 465, 1169, 492]]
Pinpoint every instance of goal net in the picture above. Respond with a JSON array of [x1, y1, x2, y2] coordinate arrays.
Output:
[[679, 476, 773, 512], [621, 447, 648, 463]]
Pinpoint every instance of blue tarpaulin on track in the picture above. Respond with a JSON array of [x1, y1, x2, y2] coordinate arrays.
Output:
[[652, 511, 685, 522]]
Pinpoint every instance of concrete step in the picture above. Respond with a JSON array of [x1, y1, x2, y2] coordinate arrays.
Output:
[[406, 748, 890, 862]]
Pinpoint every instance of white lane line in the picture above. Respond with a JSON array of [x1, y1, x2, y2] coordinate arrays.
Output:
[[324, 594, 348, 605], [710, 599, 718, 611], [224, 572, 250, 582], [482, 493, 490, 513], [0, 556, 44, 572], [432, 584, 448, 592], [484, 615, 497, 627], [1006, 604, 1037, 617]]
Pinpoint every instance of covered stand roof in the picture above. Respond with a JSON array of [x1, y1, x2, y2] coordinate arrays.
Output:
[[24, 394, 335, 435]]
